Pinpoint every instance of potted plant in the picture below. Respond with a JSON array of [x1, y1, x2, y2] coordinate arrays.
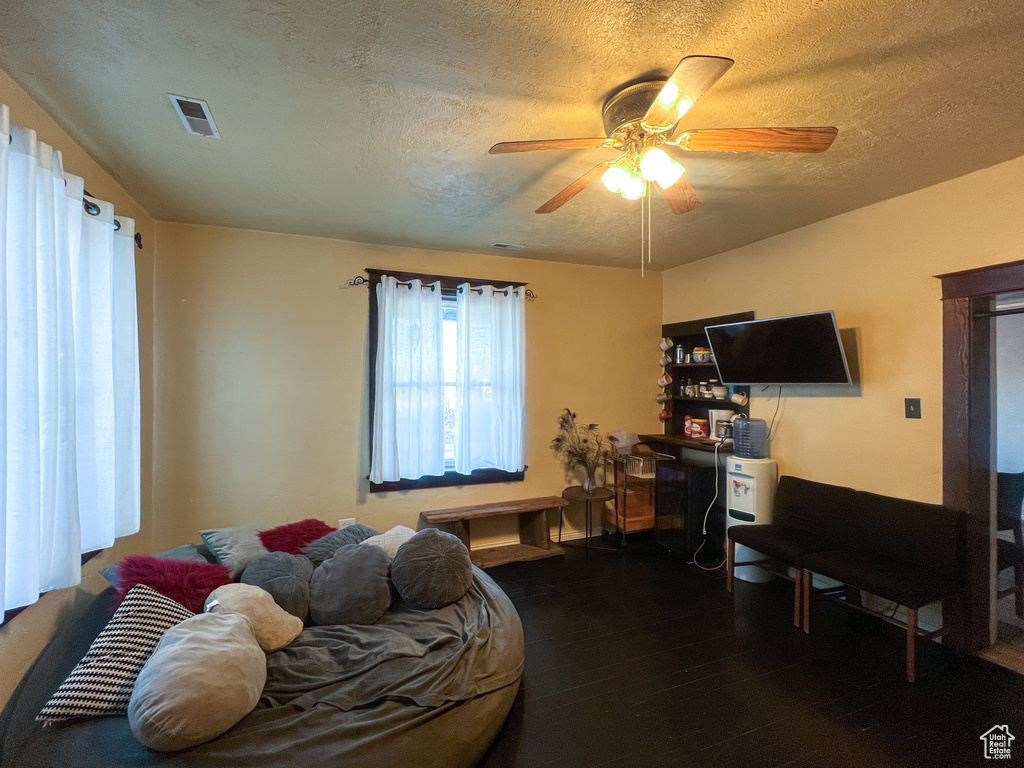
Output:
[[550, 408, 610, 492]]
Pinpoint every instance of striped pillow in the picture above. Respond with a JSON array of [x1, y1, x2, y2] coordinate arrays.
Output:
[[37, 584, 193, 725]]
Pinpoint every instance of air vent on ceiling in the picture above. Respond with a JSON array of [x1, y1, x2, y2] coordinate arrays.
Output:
[[168, 94, 220, 138], [490, 242, 525, 251]]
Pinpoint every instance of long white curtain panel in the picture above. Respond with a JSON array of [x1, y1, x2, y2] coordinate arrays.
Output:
[[455, 284, 525, 474], [2, 105, 140, 614], [370, 276, 446, 483]]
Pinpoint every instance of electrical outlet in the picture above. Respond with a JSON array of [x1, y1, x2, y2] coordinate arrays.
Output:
[[338, 518, 356, 529], [905, 398, 921, 419]]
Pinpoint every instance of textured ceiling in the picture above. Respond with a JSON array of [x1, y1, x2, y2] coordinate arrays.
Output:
[[1, 0, 1023, 270]]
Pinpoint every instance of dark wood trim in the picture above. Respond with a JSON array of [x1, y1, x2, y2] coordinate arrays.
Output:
[[1, 549, 103, 627], [369, 467, 526, 493], [935, 258, 1024, 300], [662, 310, 755, 339]]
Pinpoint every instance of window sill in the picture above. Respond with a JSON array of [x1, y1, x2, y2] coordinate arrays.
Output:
[[369, 467, 526, 493], [1, 550, 103, 627]]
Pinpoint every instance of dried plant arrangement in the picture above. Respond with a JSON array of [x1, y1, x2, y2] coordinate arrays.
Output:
[[550, 408, 610, 491]]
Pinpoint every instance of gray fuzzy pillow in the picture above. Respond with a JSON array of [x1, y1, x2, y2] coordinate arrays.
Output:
[[309, 544, 391, 626], [200, 526, 269, 579], [240, 552, 314, 621], [302, 524, 380, 566], [390, 529, 474, 610]]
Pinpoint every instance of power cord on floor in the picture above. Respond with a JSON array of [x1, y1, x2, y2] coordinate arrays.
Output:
[[692, 440, 727, 571]]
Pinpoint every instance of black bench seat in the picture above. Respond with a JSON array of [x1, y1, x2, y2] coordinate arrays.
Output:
[[727, 475, 965, 682]]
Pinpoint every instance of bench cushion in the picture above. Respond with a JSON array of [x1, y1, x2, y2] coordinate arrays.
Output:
[[728, 524, 835, 567], [802, 549, 962, 609], [773, 476, 859, 541], [850, 491, 961, 577]]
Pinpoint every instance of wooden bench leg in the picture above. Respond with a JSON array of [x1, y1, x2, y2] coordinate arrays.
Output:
[[518, 509, 551, 551], [802, 571, 811, 634], [726, 539, 735, 593], [454, 519, 471, 550], [793, 569, 803, 628], [906, 607, 917, 683]]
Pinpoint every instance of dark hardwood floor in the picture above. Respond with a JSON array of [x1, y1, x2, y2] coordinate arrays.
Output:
[[477, 538, 1024, 768]]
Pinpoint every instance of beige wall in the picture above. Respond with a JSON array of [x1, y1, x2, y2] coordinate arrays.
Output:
[[152, 223, 663, 549], [0, 69, 157, 707], [664, 153, 1024, 503]]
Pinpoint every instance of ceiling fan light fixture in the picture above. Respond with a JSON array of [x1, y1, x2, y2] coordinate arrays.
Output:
[[620, 175, 646, 200], [639, 147, 684, 188], [601, 165, 629, 193]]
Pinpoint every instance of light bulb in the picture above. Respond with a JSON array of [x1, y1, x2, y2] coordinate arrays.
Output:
[[655, 160, 685, 189], [601, 165, 629, 193], [620, 175, 646, 200], [657, 82, 679, 106], [639, 147, 672, 182]]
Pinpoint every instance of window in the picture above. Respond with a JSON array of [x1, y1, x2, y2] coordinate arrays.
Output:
[[1, 104, 141, 618], [367, 270, 526, 492]]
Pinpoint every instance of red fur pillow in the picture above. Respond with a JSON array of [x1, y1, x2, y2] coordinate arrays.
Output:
[[258, 518, 336, 555], [114, 555, 232, 613]]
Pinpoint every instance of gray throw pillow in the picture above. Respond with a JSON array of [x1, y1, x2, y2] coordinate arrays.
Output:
[[199, 526, 268, 579], [391, 528, 474, 610], [309, 544, 392, 626], [100, 543, 211, 587], [301, 524, 380, 566], [128, 612, 266, 752], [240, 552, 314, 620]]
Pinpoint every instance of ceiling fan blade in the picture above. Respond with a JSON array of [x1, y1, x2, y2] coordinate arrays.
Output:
[[672, 127, 839, 153], [656, 177, 701, 215], [489, 138, 611, 154], [535, 162, 612, 214], [642, 55, 735, 132]]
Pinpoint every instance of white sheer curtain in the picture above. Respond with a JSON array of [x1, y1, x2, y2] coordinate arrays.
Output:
[[369, 276, 445, 483], [2, 105, 141, 614], [454, 284, 525, 474]]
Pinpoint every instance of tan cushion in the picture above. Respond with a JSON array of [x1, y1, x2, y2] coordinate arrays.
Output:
[[204, 583, 303, 652]]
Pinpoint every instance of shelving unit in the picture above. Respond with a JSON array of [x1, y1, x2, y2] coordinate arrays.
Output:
[[658, 311, 754, 439]]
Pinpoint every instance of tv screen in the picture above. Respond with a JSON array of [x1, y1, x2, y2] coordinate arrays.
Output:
[[704, 311, 852, 385]]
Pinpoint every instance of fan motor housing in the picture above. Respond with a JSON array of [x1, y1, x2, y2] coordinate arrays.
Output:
[[601, 79, 667, 137]]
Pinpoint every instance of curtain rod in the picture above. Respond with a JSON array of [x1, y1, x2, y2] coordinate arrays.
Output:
[[6, 136, 142, 249], [83, 188, 143, 250], [346, 273, 537, 300]]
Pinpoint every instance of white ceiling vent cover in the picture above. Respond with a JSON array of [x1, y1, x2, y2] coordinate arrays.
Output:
[[168, 95, 220, 138], [490, 242, 525, 251]]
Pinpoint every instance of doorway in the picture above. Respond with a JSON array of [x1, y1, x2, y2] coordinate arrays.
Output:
[[938, 259, 1024, 664], [994, 294, 1024, 649]]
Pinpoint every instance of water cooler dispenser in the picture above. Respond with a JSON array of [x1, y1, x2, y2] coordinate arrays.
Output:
[[725, 456, 778, 582]]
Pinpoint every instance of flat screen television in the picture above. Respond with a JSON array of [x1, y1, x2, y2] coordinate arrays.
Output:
[[704, 311, 852, 385]]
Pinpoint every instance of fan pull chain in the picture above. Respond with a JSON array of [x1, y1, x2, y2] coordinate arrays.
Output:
[[640, 190, 645, 277], [647, 182, 652, 265]]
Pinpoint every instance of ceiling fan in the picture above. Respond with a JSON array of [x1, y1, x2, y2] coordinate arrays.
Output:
[[489, 55, 838, 215]]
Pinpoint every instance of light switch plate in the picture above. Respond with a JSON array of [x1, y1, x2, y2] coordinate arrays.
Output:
[[905, 398, 921, 419]]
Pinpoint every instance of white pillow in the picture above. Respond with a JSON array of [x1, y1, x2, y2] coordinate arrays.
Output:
[[359, 524, 417, 558]]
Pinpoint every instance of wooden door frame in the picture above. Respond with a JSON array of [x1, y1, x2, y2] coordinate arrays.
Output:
[[937, 258, 1024, 652]]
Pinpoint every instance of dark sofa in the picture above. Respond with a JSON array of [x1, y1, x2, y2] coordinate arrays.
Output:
[[727, 475, 964, 682]]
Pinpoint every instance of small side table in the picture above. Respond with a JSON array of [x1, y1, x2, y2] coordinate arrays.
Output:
[[561, 486, 615, 554]]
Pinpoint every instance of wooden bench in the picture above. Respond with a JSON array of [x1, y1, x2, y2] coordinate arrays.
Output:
[[420, 496, 568, 569]]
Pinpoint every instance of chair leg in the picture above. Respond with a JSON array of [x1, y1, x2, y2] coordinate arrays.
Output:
[[802, 571, 811, 634], [1015, 563, 1023, 618], [793, 569, 803, 628], [726, 539, 735, 594], [906, 607, 918, 683]]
